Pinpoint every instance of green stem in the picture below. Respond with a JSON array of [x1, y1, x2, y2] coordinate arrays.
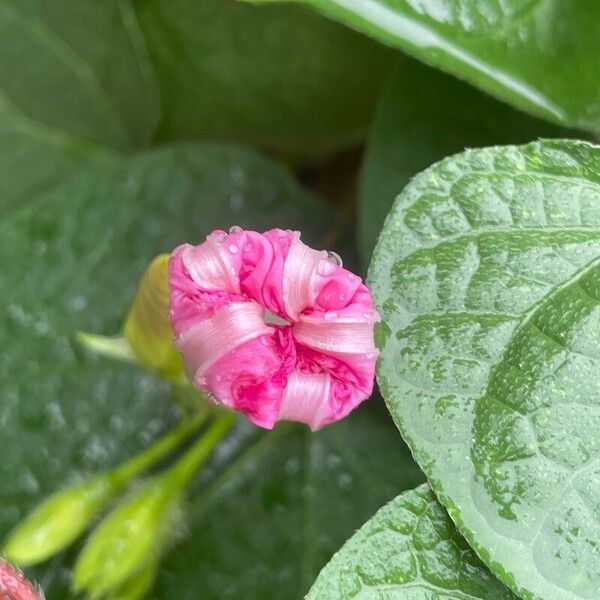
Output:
[[108, 412, 208, 488], [163, 411, 237, 491]]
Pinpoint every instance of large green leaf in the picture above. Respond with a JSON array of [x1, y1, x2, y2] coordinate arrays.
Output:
[[370, 140, 600, 599], [134, 0, 393, 154], [309, 483, 516, 599], [0, 143, 422, 598], [250, 0, 600, 132], [0, 0, 159, 213], [359, 60, 573, 266]]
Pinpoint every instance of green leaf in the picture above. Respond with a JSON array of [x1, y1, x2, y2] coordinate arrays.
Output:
[[359, 60, 574, 266], [0, 143, 423, 598], [133, 0, 393, 154], [308, 483, 516, 599], [370, 140, 600, 599], [251, 0, 600, 132], [154, 401, 424, 599], [0, 0, 159, 213]]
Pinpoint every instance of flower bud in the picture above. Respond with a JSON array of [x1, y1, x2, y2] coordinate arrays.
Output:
[[113, 562, 156, 600], [4, 416, 205, 568], [3, 476, 114, 567], [0, 558, 44, 600], [72, 414, 234, 598], [124, 254, 184, 381], [73, 478, 182, 598]]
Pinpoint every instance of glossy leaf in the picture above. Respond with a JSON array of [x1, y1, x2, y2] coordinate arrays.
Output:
[[0, 0, 159, 213], [134, 0, 393, 154], [370, 140, 600, 599], [252, 0, 600, 132], [0, 144, 423, 598], [309, 484, 516, 599], [359, 60, 573, 266]]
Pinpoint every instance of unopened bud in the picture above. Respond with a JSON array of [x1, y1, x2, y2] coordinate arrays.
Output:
[[124, 254, 184, 381], [0, 559, 43, 600], [3, 476, 113, 567], [73, 478, 182, 598]]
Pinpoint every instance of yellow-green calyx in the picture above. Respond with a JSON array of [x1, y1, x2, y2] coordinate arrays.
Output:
[[123, 254, 184, 382]]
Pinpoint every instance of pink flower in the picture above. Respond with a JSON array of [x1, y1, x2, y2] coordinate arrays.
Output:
[[0, 560, 43, 600], [169, 227, 379, 430]]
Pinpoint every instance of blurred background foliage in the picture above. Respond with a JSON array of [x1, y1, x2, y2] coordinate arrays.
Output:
[[0, 0, 597, 598]]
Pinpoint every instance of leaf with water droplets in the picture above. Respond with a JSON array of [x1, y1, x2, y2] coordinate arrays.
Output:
[[248, 0, 600, 132], [0, 142, 423, 598], [370, 140, 600, 599], [309, 484, 517, 599]]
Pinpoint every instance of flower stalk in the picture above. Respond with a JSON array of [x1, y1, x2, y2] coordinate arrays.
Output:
[[3, 413, 207, 567], [73, 411, 236, 599]]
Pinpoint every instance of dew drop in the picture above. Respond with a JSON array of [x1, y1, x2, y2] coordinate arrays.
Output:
[[229, 225, 243, 234], [209, 231, 227, 244], [317, 258, 335, 276], [197, 376, 208, 387], [228, 244, 239, 254], [324, 311, 338, 321], [326, 250, 343, 267]]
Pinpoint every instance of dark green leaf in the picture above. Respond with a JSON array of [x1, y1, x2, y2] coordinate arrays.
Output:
[[252, 0, 600, 132], [0, 0, 159, 213], [309, 483, 516, 599], [370, 140, 600, 599], [0, 144, 422, 598], [359, 60, 574, 266], [134, 0, 393, 154]]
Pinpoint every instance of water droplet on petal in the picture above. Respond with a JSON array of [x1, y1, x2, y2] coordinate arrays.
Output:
[[228, 244, 239, 254], [317, 258, 335, 276], [229, 225, 243, 235], [326, 250, 343, 267], [197, 376, 208, 387], [209, 232, 227, 244], [324, 311, 338, 321]]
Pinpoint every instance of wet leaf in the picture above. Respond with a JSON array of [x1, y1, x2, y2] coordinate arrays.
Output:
[[252, 0, 600, 132], [359, 60, 573, 266], [309, 484, 516, 599], [0, 143, 422, 598], [134, 0, 393, 154], [370, 140, 600, 599], [0, 0, 159, 213]]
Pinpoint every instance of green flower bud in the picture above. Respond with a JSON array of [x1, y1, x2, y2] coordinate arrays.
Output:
[[3, 415, 205, 568], [123, 254, 184, 382], [113, 561, 157, 600], [73, 477, 183, 598], [73, 413, 235, 598], [3, 476, 114, 567]]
